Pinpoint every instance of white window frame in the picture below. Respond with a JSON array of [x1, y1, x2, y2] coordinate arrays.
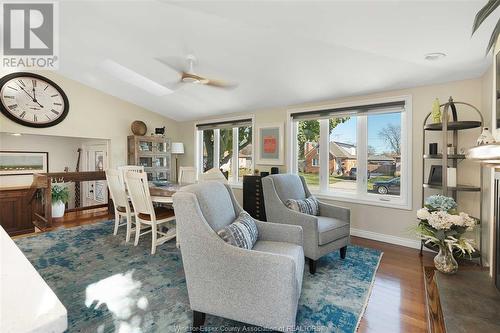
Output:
[[194, 115, 255, 185], [311, 156, 319, 167], [287, 95, 412, 210]]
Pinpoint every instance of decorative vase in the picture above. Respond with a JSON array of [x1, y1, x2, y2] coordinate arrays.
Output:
[[477, 127, 495, 145], [434, 245, 458, 274], [431, 98, 441, 124], [51, 200, 66, 218]]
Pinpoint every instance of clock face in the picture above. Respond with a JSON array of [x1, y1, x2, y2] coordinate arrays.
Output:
[[0, 72, 69, 128]]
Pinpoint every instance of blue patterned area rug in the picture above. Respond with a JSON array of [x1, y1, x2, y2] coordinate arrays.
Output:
[[15, 221, 382, 333]]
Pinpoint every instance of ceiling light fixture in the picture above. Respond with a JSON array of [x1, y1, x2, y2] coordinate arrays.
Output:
[[425, 52, 447, 61], [99, 59, 173, 96]]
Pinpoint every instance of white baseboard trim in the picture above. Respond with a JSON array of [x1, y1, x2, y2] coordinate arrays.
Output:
[[351, 227, 429, 251]]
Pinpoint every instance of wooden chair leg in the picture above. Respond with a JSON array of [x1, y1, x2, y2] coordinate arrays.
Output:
[[340, 246, 347, 259], [309, 258, 316, 274], [113, 209, 120, 235], [134, 219, 141, 246], [125, 213, 131, 243], [151, 222, 157, 255], [192, 310, 206, 332]]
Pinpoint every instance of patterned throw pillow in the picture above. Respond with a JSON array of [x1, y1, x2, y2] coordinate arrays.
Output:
[[217, 211, 258, 249], [285, 196, 320, 216]]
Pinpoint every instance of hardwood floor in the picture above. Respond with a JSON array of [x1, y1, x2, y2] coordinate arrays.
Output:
[[17, 213, 438, 332], [353, 237, 434, 333]]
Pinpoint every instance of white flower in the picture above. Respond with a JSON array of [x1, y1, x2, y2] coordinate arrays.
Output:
[[449, 214, 463, 226], [428, 211, 453, 230], [417, 208, 430, 220]]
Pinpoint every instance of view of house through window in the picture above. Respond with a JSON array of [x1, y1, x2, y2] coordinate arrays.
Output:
[[293, 99, 408, 207], [198, 120, 253, 183], [367, 112, 401, 196]]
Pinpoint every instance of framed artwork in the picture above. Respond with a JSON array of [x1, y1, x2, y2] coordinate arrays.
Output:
[[0, 151, 48, 176], [257, 123, 284, 165]]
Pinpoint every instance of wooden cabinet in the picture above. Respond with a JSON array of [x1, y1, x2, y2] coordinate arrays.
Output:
[[0, 186, 34, 236], [243, 175, 266, 221], [127, 136, 172, 181]]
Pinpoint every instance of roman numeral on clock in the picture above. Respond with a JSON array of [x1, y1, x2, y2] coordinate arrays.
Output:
[[3, 96, 14, 99], [8, 104, 17, 110], [54, 102, 62, 106], [19, 111, 26, 118], [18, 79, 25, 87], [34, 115, 37, 122], [51, 109, 59, 115], [32, 80, 37, 87]]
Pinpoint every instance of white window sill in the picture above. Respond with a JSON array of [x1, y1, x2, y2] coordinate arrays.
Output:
[[312, 191, 412, 211], [228, 182, 243, 189]]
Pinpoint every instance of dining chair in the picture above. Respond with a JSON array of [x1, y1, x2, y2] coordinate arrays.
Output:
[[178, 166, 197, 185], [124, 171, 176, 254], [118, 165, 144, 189], [198, 168, 228, 184], [105, 169, 135, 242]]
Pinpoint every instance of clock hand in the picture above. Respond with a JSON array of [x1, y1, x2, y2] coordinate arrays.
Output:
[[17, 85, 44, 108], [32, 86, 37, 102], [18, 84, 35, 100]]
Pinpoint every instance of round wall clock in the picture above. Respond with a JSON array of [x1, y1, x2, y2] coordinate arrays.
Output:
[[0, 72, 69, 128]]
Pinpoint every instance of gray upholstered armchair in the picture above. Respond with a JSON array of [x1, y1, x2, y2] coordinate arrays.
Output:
[[262, 174, 350, 274], [172, 181, 304, 331]]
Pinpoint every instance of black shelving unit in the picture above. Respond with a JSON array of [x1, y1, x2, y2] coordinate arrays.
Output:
[[421, 97, 484, 265]]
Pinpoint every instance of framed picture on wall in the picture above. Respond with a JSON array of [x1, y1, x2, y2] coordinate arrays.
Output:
[[0, 151, 49, 176], [257, 123, 284, 165]]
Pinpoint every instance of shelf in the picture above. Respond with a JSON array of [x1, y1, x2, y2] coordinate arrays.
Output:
[[424, 121, 482, 131], [423, 154, 466, 160], [423, 183, 481, 192]]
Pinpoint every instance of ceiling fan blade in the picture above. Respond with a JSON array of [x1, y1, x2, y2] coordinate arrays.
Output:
[[163, 80, 185, 91], [205, 78, 238, 89], [155, 57, 186, 74]]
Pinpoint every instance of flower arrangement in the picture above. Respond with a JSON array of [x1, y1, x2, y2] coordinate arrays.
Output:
[[416, 195, 478, 262], [51, 182, 69, 204]]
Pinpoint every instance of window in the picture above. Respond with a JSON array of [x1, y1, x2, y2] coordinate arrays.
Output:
[[197, 118, 253, 184], [290, 97, 411, 209]]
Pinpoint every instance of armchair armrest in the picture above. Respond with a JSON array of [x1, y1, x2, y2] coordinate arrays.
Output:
[[254, 220, 303, 246], [319, 201, 350, 222]]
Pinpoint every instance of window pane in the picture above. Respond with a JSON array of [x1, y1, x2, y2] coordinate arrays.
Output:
[[297, 119, 320, 191], [238, 126, 253, 182], [328, 116, 357, 193], [367, 112, 401, 196], [219, 128, 233, 180], [202, 129, 214, 172]]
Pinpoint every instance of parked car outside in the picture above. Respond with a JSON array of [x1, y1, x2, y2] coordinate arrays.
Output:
[[348, 167, 357, 180], [372, 177, 400, 195]]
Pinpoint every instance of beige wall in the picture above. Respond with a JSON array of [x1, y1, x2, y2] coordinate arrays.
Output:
[[178, 77, 490, 251], [0, 71, 179, 170]]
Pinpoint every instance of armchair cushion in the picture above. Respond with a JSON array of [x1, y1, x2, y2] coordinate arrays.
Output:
[[285, 196, 320, 216], [217, 211, 258, 249], [271, 174, 307, 201], [253, 240, 304, 290], [317, 216, 350, 246]]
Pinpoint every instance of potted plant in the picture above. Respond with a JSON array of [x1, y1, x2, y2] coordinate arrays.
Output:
[[416, 195, 478, 274], [51, 182, 69, 218]]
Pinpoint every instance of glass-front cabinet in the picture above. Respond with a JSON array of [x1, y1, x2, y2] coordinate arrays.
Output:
[[128, 135, 172, 181]]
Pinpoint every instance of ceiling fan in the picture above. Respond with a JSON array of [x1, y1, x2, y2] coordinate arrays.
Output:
[[157, 55, 237, 90]]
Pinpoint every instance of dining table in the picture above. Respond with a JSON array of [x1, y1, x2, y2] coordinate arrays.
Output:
[[148, 181, 182, 204]]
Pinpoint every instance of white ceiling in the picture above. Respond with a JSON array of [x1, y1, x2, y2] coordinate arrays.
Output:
[[57, 0, 499, 121]]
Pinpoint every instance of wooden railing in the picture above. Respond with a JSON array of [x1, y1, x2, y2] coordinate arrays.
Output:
[[29, 171, 111, 230]]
